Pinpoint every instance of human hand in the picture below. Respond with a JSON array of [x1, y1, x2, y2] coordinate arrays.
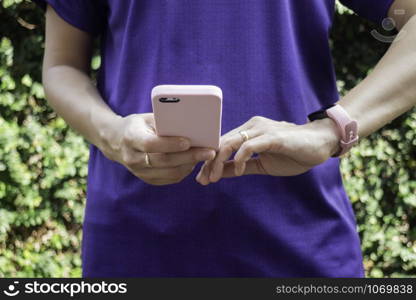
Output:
[[196, 116, 340, 185], [100, 113, 216, 185]]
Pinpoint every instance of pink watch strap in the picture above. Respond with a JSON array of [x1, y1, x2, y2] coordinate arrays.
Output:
[[326, 104, 359, 157]]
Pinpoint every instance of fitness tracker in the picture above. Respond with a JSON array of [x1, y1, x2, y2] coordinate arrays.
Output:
[[307, 104, 359, 157]]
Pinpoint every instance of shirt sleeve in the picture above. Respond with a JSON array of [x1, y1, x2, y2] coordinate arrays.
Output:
[[339, 0, 396, 24], [33, 0, 106, 36]]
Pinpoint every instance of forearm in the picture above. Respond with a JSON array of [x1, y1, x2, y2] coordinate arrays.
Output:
[[43, 65, 120, 149], [338, 15, 416, 138]]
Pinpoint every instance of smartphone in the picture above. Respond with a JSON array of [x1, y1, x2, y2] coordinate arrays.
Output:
[[151, 85, 222, 150]]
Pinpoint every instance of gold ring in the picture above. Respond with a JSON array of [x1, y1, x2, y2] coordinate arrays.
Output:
[[239, 130, 250, 142], [144, 152, 152, 167]]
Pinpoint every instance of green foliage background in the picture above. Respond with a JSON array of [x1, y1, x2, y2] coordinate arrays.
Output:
[[0, 0, 415, 277]]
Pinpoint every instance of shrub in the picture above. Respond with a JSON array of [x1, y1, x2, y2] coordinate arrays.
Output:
[[0, 0, 414, 277]]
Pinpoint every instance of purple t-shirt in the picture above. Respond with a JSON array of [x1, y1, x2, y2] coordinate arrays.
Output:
[[37, 0, 394, 277]]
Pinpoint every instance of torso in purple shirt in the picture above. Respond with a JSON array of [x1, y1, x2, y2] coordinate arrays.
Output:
[[38, 0, 394, 277]]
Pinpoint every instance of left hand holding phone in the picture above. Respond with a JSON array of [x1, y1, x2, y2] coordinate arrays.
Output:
[[99, 113, 216, 185]]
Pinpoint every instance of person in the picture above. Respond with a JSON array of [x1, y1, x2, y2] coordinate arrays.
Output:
[[35, 0, 416, 277]]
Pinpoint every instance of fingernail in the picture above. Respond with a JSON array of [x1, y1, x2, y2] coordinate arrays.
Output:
[[196, 172, 208, 185], [180, 138, 190, 149], [197, 150, 216, 161]]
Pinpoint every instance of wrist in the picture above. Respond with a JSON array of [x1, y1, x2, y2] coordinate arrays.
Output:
[[91, 111, 124, 155], [307, 118, 341, 158], [307, 103, 359, 157]]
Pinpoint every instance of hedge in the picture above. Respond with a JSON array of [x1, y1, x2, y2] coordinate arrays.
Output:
[[0, 0, 415, 277]]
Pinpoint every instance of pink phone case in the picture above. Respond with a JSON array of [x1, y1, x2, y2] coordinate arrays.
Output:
[[151, 85, 222, 150]]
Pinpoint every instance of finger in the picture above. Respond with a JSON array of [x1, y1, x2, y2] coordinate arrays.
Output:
[[125, 118, 191, 153], [233, 135, 274, 176], [196, 160, 213, 185], [222, 158, 267, 178], [209, 128, 261, 183], [195, 161, 206, 184], [146, 148, 216, 168], [138, 134, 191, 153], [131, 163, 196, 182], [217, 116, 258, 142]]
